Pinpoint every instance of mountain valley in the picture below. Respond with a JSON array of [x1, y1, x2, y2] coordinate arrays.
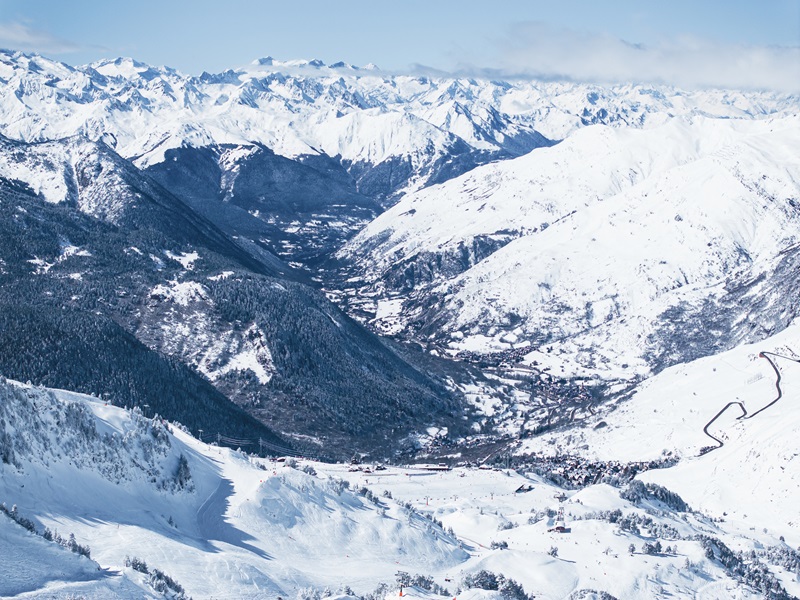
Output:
[[0, 46, 799, 599]]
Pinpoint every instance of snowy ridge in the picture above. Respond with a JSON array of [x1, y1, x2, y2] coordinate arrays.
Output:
[[0, 134, 162, 224], [342, 115, 800, 379], [0, 148, 469, 455], [0, 377, 190, 490], [0, 49, 795, 194], [0, 50, 549, 182]]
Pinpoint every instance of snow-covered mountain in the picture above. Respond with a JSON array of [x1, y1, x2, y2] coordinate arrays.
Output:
[[2, 48, 800, 443], [0, 50, 556, 197], [1, 48, 796, 269], [0, 378, 465, 598], [2, 50, 794, 173], [520, 317, 800, 534], [341, 115, 800, 381], [5, 47, 800, 599]]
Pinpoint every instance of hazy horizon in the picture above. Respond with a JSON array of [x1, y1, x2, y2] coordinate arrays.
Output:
[[0, 0, 798, 90]]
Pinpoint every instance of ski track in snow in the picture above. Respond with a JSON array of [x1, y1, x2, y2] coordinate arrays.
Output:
[[701, 351, 800, 453], [196, 478, 271, 559]]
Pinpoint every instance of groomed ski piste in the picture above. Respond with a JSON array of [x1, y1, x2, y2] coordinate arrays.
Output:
[[3, 324, 800, 599]]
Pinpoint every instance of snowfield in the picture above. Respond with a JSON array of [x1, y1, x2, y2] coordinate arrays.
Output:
[[0, 49, 796, 199], [0, 380, 465, 599], [520, 318, 800, 546]]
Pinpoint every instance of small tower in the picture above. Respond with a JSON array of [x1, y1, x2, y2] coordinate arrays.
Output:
[[553, 507, 567, 533]]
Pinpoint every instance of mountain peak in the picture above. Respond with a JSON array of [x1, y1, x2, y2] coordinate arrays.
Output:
[[246, 57, 379, 73], [88, 56, 179, 80], [328, 60, 356, 70]]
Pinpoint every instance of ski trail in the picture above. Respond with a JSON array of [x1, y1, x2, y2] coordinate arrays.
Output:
[[195, 478, 272, 559]]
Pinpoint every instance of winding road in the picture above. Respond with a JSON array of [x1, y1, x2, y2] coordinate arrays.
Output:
[[700, 351, 800, 455]]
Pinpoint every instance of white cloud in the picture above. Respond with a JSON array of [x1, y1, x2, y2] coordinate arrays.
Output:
[[454, 22, 800, 92], [0, 21, 82, 55]]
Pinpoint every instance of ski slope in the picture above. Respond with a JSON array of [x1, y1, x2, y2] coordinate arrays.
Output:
[[3, 371, 800, 599], [0, 380, 464, 599]]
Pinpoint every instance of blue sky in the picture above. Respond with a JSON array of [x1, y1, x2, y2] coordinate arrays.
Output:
[[0, 0, 797, 89]]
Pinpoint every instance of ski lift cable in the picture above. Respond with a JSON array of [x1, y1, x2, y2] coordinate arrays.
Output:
[[211, 433, 313, 459], [193, 427, 319, 459]]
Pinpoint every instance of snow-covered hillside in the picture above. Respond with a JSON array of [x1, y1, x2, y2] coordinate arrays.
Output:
[[0, 133, 169, 224], [0, 51, 549, 200], [2, 49, 797, 276], [3, 375, 800, 599], [0, 131, 473, 456], [519, 317, 800, 541], [341, 115, 800, 379], [0, 379, 465, 598]]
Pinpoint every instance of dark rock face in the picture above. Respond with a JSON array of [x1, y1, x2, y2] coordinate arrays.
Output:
[[382, 234, 518, 293], [147, 145, 380, 270]]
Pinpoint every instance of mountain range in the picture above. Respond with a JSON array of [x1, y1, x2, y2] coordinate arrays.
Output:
[[2, 46, 800, 599], [1, 48, 799, 455], [343, 115, 800, 383]]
